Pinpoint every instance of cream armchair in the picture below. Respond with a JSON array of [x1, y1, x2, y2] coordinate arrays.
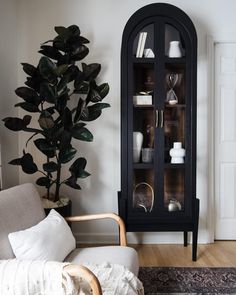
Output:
[[0, 183, 139, 294]]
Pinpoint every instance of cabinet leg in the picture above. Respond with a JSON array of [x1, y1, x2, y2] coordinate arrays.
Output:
[[184, 231, 188, 246], [192, 198, 200, 261]]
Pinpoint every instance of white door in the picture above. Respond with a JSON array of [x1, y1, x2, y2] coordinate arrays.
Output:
[[215, 42, 236, 239]]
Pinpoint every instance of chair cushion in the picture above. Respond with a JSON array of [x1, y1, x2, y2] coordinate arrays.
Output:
[[65, 246, 139, 276], [0, 183, 45, 259], [8, 209, 76, 262]]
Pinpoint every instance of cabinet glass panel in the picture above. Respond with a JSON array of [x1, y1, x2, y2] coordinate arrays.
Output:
[[164, 63, 186, 163], [164, 168, 185, 212], [133, 24, 154, 58], [133, 169, 154, 213], [165, 24, 185, 57]]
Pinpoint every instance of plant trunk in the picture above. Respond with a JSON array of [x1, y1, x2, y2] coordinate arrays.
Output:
[[54, 162, 61, 202]]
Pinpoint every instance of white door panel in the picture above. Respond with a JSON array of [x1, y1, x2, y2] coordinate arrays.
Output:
[[215, 42, 236, 239]]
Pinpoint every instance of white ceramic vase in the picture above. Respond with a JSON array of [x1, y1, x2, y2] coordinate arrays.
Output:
[[168, 41, 182, 58], [169, 142, 185, 163], [133, 132, 143, 163]]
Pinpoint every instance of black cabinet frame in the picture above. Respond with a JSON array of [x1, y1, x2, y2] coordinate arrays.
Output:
[[118, 3, 199, 261]]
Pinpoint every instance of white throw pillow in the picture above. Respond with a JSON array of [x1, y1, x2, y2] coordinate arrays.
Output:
[[8, 209, 76, 262]]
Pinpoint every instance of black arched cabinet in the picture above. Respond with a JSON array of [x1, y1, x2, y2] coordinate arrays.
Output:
[[118, 3, 200, 261]]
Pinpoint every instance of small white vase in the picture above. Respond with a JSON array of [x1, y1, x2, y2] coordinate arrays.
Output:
[[133, 132, 143, 163], [169, 142, 185, 164], [168, 41, 182, 58]]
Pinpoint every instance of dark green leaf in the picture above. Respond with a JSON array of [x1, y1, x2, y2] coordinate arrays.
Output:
[[55, 26, 72, 39], [81, 109, 101, 122], [74, 70, 85, 90], [97, 83, 110, 99], [3, 117, 28, 131], [78, 36, 90, 44], [74, 98, 85, 123], [43, 161, 58, 172], [38, 111, 54, 129], [23, 115, 32, 126], [55, 65, 69, 77], [39, 45, 63, 60], [9, 158, 22, 165], [74, 80, 89, 94], [57, 76, 68, 92], [64, 175, 81, 190], [56, 92, 68, 113], [65, 65, 79, 82], [21, 153, 38, 174], [82, 63, 101, 81], [71, 45, 89, 61], [15, 87, 40, 105], [36, 177, 51, 187], [25, 76, 43, 93], [15, 102, 39, 113], [21, 63, 37, 76], [63, 107, 73, 130], [53, 35, 66, 52], [81, 103, 109, 122], [59, 147, 76, 163], [89, 103, 110, 112], [38, 56, 57, 82], [67, 25, 80, 36], [87, 88, 100, 103], [69, 157, 90, 178], [34, 138, 55, 158], [71, 125, 93, 142], [40, 83, 57, 103]]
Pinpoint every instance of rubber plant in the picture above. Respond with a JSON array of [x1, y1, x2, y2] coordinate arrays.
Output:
[[3, 25, 110, 207]]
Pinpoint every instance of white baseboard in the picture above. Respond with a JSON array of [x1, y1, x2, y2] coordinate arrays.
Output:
[[74, 230, 211, 245]]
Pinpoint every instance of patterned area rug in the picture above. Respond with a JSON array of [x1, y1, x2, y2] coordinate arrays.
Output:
[[138, 267, 236, 294]]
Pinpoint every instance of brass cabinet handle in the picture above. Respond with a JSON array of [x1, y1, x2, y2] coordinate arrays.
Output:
[[155, 110, 159, 128], [160, 110, 164, 128]]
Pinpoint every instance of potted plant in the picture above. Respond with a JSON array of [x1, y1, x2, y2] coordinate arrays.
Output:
[[3, 25, 110, 215]]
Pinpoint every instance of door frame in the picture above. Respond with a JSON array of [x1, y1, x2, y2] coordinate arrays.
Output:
[[207, 33, 236, 242]]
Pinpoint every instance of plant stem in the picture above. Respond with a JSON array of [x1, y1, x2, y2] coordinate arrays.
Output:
[[54, 161, 61, 202]]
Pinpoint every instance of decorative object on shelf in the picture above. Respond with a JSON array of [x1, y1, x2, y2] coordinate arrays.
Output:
[[144, 48, 155, 58], [166, 73, 179, 105], [136, 32, 147, 58], [168, 40, 182, 58], [2, 25, 110, 211], [146, 124, 154, 149], [133, 93, 152, 105], [142, 148, 154, 163], [133, 132, 143, 162], [168, 199, 182, 211], [133, 182, 154, 212], [169, 142, 185, 163]]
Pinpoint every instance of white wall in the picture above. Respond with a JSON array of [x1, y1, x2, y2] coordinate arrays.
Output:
[[13, 0, 236, 244], [0, 0, 19, 188]]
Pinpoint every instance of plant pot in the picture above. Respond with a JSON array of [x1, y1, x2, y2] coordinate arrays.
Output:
[[43, 198, 72, 218]]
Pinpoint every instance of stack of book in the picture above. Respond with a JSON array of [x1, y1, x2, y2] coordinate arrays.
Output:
[[136, 32, 147, 58]]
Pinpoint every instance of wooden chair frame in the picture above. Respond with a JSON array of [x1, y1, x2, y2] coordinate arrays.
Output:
[[64, 213, 128, 294]]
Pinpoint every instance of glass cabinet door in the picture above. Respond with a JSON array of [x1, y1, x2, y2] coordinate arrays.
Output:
[[131, 23, 156, 214], [129, 20, 189, 216], [163, 23, 187, 213]]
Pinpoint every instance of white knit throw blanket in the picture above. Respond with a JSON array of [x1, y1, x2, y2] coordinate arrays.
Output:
[[0, 260, 144, 295], [0, 260, 76, 295]]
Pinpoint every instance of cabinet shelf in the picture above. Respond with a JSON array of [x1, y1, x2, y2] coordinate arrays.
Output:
[[133, 57, 155, 64], [165, 57, 186, 64], [133, 104, 154, 109], [165, 104, 186, 108], [164, 163, 185, 169], [133, 163, 154, 169]]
